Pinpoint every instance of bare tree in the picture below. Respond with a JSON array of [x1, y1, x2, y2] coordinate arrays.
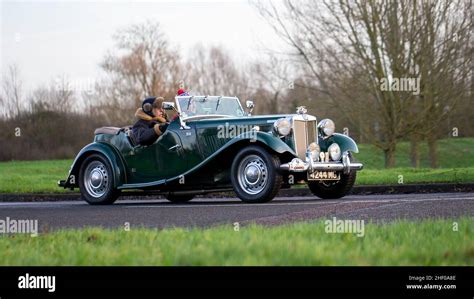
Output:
[[0, 64, 24, 118], [90, 21, 184, 124], [249, 54, 297, 114], [254, 0, 472, 168], [186, 44, 250, 98], [410, 0, 472, 168], [28, 76, 76, 114]]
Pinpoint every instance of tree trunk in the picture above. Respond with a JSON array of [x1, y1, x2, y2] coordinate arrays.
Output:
[[410, 138, 420, 168], [384, 143, 396, 168], [271, 91, 280, 114], [427, 137, 438, 168]]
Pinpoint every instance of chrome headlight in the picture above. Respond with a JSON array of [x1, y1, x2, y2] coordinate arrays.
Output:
[[308, 142, 320, 162], [318, 119, 335, 137], [273, 118, 292, 136], [328, 143, 341, 161]]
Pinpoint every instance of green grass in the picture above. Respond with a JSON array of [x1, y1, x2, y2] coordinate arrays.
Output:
[[355, 137, 474, 169], [0, 138, 473, 193], [356, 167, 474, 185], [0, 159, 74, 193], [1, 218, 472, 265]]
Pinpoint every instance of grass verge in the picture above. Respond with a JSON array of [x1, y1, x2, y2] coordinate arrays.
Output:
[[0, 161, 473, 193], [356, 167, 474, 185], [356, 137, 474, 169], [0, 159, 74, 193], [0, 138, 473, 193], [1, 218, 472, 266]]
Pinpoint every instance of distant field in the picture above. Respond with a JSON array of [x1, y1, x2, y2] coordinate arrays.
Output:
[[0, 138, 473, 193], [0, 218, 472, 266]]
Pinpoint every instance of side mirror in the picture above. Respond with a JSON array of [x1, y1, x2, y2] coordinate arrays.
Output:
[[163, 101, 190, 130], [246, 100, 254, 116], [162, 102, 175, 110]]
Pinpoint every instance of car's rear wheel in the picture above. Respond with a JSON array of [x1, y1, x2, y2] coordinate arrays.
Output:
[[165, 194, 194, 203], [79, 154, 120, 205], [307, 154, 357, 199], [231, 145, 282, 203]]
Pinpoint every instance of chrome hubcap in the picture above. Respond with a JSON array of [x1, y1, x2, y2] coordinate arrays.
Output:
[[90, 170, 103, 188], [237, 155, 268, 195], [84, 161, 108, 198], [245, 165, 261, 184]]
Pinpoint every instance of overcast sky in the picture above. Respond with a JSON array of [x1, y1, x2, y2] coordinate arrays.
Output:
[[0, 0, 285, 92]]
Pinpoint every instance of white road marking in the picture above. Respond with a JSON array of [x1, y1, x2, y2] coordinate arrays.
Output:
[[0, 194, 471, 209], [123, 196, 474, 209], [0, 201, 84, 207]]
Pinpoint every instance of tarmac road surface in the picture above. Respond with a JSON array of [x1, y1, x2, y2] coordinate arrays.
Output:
[[0, 192, 472, 232]]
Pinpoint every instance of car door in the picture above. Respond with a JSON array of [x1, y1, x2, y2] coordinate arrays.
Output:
[[123, 129, 187, 184]]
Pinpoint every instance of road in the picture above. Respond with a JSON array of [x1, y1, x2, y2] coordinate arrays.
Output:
[[0, 193, 472, 231]]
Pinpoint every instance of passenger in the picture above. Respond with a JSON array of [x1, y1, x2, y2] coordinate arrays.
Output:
[[177, 88, 189, 96], [132, 97, 168, 146]]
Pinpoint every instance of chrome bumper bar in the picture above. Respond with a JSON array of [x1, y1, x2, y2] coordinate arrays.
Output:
[[279, 152, 363, 174]]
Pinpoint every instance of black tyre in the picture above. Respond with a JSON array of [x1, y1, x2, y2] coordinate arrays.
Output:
[[231, 145, 282, 203], [165, 194, 194, 203], [78, 154, 120, 205], [307, 155, 357, 199]]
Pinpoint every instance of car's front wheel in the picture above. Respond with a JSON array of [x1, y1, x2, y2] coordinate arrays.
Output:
[[231, 145, 282, 203], [79, 154, 120, 205], [307, 155, 357, 199]]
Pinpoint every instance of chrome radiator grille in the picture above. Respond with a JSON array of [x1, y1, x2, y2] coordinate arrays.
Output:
[[293, 119, 317, 159]]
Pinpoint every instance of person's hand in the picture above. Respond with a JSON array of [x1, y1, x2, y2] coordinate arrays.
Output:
[[157, 109, 165, 118]]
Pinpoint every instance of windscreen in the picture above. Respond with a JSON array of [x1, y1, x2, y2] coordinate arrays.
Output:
[[177, 96, 245, 118]]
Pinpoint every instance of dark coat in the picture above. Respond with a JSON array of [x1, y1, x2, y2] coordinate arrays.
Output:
[[132, 109, 168, 146]]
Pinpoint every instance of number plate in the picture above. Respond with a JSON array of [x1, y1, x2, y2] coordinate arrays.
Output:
[[307, 171, 340, 181]]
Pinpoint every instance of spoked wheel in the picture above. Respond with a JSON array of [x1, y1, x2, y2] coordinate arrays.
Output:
[[79, 154, 120, 205], [231, 145, 282, 203]]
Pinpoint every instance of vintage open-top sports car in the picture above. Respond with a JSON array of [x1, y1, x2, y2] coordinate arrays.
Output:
[[59, 95, 363, 204]]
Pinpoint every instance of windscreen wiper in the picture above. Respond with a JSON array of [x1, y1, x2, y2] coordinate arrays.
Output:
[[186, 96, 194, 110], [215, 96, 222, 111]]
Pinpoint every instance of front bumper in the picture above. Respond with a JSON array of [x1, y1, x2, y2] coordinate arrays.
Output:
[[279, 152, 363, 175]]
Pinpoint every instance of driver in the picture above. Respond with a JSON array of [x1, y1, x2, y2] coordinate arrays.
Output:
[[132, 97, 169, 146]]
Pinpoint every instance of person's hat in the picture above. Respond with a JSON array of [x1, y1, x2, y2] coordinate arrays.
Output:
[[142, 97, 157, 116], [142, 97, 164, 117], [177, 89, 189, 96]]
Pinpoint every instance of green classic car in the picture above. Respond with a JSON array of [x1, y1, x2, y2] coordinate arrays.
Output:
[[59, 95, 363, 205]]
